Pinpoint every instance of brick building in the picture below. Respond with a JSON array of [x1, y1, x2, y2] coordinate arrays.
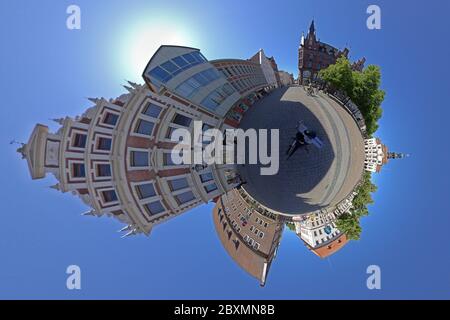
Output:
[[212, 189, 284, 286], [298, 20, 365, 84]]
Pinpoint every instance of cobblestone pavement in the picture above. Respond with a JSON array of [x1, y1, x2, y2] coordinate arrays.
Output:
[[237, 86, 365, 216]]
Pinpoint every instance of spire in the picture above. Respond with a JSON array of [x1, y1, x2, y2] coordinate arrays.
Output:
[[300, 32, 305, 47], [81, 209, 95, 216], [387, 152, 410, 160], [16, 143, 27, 159], [123, 85, 134, 93], [49, 183, 60, 191], [88, 97, 101, 104], [118, 225, 132, 232], [127, 81, 139, 89], [121, 229, 137, 238], [309, 19, 315, 35]]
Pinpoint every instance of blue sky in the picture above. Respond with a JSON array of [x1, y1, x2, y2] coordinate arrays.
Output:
[[1, 0, 449, 299]]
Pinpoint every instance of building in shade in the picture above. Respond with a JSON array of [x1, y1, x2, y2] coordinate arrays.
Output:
[[212, 188, 284, 286], [210, 58, 270, 128], [364, 138, 408, 173], [211, 59, 269, 97], [298, 20, 365, 84], [249, 49, 279, 89], [18, 83, 242, 237], [278, 71, 294, 86], [268, 56, 282, 88]]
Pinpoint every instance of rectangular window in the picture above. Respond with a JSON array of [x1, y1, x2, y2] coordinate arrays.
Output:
[[169, 177, 189, 191], [191, 51, 207, 62], [97, 137, 112, 151], [144, 200, 165, 216], [72, 163, 85, 178], [202, 123, 213, 132], [135, 119, 155, 136], [175, 191, 195, 205], [204, 183, 217, 193], [163, 153, 177, 166], [193, 72, 210, 86], [222, 83, 235, 95], [97, 164, 111, 177], [166, 127, 176, 140], [149, 66, 171, 83], [172, 56, 189, 68], [172, 114, 192, 127], [73, 133, 87, 148], [200, 172, 214, 183], [161, 60, 178, 73], [182, 53, 196, 64], [130, 151, 149, 167], [102, 190, 118, 203], [143, 103, 162, 118], [201, 94, 220, 111], [103, 113, 119, 126], [176, 81, 198, 97], [136, 183, 157, 199], [200, 69, 219, 82], [219, 69, 228, 78]]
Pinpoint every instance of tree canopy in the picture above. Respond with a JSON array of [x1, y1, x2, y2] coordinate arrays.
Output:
[[285, 222, 296, 232], [335, 172, 377, 240], [335, 213, 362, 240], [319, 57, 385, 136]]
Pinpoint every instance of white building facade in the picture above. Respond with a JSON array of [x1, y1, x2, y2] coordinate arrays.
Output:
[[364, 138, 387, 172], [291, 191, 356, 256], [249, 49, 278, 89]]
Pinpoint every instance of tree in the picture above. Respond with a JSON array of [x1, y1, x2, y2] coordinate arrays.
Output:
[[285, 222, 296, 232], [335, 213, 362, 241], [352, 172, 377, 216], [336, 172, 377, 240], [319, 57, 385, 136]]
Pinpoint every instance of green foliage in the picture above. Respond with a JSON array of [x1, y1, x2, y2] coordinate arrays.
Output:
[[335, 172, 377, 240], [352, 172, 377, 217], [285, 222, 296, 232], [335, 213, 362, 241], [319, 57, 385, 136]]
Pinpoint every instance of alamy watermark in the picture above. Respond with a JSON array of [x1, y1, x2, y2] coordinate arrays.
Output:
[[170, 121, 280, 176], [66, 265, 81, 290], [367, 5, 381, 30], [366, 265, 381, 290], [66, 5, 81, 30]]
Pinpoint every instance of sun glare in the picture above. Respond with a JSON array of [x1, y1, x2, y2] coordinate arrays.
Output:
[[119, 20, 199, 82]]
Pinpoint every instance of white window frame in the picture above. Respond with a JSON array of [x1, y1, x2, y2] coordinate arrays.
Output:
[[127, 147, 151, 171]]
